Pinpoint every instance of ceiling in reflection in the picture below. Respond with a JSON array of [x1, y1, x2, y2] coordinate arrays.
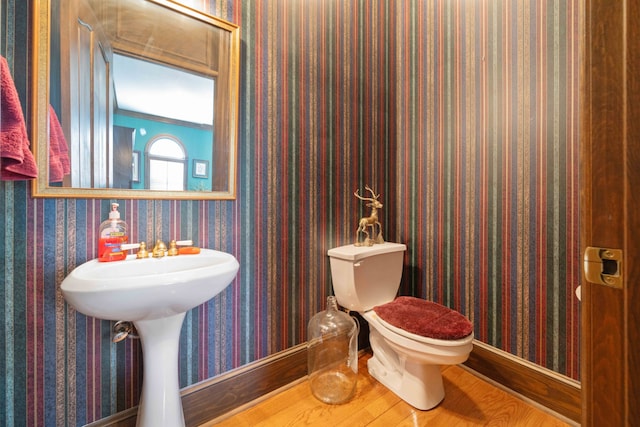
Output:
[[112, 54, 215, 126]]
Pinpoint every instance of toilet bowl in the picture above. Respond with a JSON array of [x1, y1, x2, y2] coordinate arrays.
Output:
[[328, 242, 474, 410]]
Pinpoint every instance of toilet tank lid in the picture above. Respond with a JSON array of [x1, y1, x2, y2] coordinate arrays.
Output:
[[327, 242, 407, 261]]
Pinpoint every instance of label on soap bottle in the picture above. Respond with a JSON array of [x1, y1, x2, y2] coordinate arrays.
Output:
[[98, 230, 128, 262]]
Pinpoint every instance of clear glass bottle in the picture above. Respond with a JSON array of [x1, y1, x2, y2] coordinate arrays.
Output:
[[307, 296, 359, 404]]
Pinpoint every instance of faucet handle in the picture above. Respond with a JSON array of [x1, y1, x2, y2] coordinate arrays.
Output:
[[121, 243, 140, 252], [167, 240, 179, 256], [120, 242, 151, 259], [166, 239, 195, 256], [137, 241, 149, 259]]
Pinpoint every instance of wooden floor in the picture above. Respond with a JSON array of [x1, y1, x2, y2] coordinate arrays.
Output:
[[203, 352, 573, 426]]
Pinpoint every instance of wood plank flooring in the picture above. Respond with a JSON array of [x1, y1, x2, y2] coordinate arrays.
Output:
[[203, 352, 574, 426]]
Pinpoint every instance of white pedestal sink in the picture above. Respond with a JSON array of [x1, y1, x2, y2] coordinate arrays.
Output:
[[61, 249, 239, 427]]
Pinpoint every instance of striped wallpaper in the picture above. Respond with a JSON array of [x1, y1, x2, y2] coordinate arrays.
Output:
[[0, 0, 580, 425], [390, 0, 581, 376]]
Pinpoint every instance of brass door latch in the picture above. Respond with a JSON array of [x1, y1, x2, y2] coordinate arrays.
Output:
[[583, 247, 623, 288]]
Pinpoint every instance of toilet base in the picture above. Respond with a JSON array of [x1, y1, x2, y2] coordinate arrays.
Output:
[[367, 355, 444, 410], [367, 327, 445, 410]]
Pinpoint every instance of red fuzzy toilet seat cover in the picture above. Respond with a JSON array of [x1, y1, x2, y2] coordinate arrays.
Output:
[[373, 296, 473, 340]]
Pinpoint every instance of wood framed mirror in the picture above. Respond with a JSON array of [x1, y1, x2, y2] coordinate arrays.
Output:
[[31, 0, 240, 199]]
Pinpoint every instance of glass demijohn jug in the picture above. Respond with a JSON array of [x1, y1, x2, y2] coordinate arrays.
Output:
[[307, 295, 359, 404]]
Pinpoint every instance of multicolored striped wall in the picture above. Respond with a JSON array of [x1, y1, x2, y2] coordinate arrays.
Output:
[[1, 0, 580, 425]]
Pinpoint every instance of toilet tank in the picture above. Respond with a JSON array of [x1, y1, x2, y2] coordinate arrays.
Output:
[[328, 242, 406, 312]]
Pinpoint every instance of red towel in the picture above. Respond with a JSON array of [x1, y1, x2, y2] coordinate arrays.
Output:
[[1, 55, 38, 180], [48, 105, 70, 183]]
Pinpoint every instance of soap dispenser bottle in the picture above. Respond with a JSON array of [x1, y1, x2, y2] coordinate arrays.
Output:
[[98, 202, 128, 262]]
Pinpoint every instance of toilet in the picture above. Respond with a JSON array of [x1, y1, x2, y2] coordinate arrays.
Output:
[[327, 242, 474, 410]]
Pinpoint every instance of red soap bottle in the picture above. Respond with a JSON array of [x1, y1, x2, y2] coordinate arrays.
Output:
[[98, 202, 128, 262]]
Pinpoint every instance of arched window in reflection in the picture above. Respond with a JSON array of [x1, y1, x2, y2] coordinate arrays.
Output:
[[146, 136, 187, 191]]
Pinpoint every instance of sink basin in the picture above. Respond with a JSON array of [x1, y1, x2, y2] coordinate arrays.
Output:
[[61, 249, 239, 321], [60, 248, 239, 427]]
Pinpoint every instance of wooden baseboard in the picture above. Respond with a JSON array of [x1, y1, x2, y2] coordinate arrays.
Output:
[[181, 344, 308, 426], [90, 339, 581, 426], [87, 344, 309, 427], [463, 340, 581, 423]]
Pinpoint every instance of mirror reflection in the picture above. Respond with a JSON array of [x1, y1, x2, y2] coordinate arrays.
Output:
[[111, 54, 215, 191], [33, 0, 239, 199]]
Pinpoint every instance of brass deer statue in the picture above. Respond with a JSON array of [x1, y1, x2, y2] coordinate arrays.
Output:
[[354, 185, 384, 246]]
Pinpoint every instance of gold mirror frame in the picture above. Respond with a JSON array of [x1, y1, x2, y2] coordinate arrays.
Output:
[[31, 0, 240, 200]]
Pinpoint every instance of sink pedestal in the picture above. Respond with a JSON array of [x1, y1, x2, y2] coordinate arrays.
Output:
[[134, 312, 187, 427]]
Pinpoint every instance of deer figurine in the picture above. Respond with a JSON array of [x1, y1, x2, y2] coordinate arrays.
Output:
[[354, 185, 384, 246]]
